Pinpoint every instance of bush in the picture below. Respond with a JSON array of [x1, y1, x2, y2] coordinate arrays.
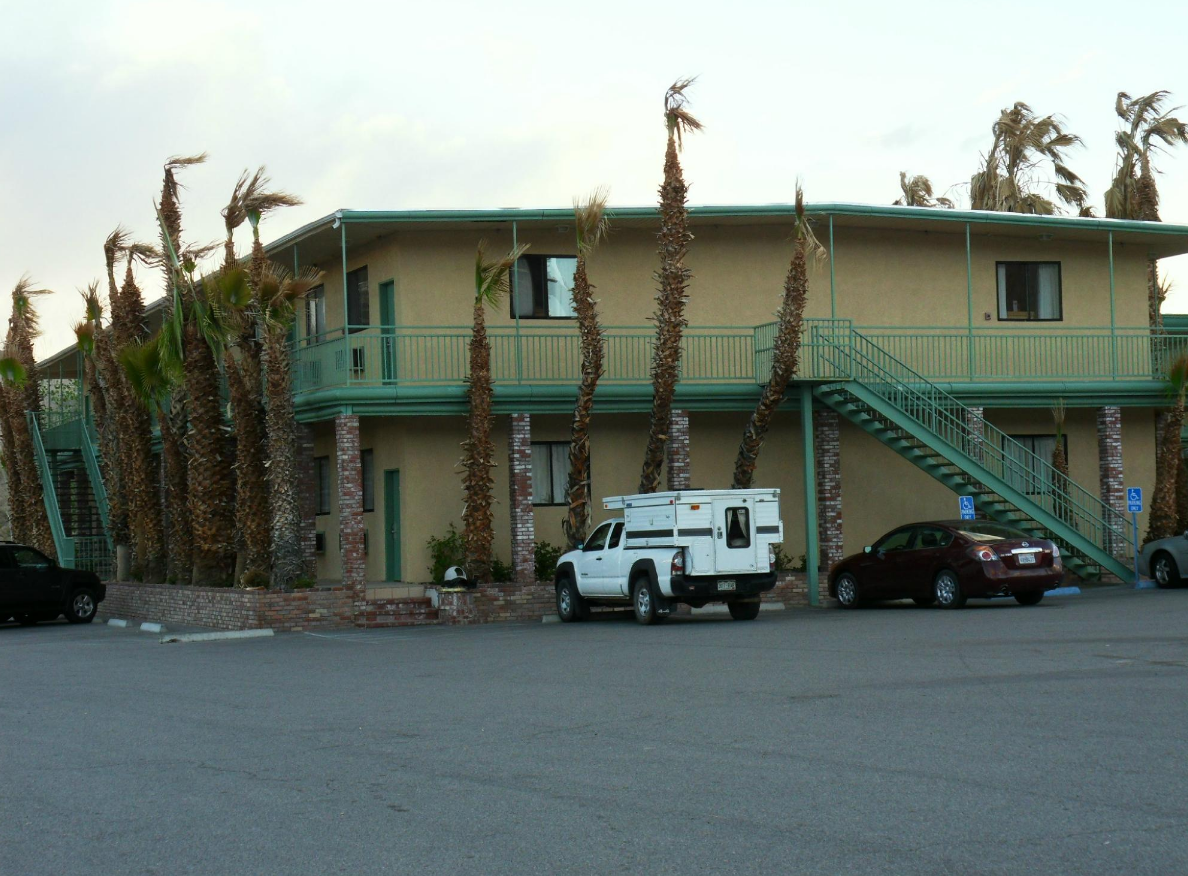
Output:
[[426, 524, 466, 583], [770, 545, 807, 573], [292, 578, 316, 590], [534, 542, 564, 582], [240, 568, 270, 590], [490, 557, 514, 583]]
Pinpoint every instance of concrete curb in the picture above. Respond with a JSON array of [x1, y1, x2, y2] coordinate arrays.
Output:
[[160, 629, 275, 644], [106, 618, 129, 628], [140, 622, 166, 633]]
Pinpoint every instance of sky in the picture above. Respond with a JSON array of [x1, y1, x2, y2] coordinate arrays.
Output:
[[2, 0, 1187, 358]]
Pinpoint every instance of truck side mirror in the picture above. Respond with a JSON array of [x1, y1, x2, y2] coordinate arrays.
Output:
[[576, 542, 584, 551], [863, 546, 872, 554]]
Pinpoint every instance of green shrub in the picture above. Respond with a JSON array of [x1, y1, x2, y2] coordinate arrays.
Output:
[[534, 542, 564, 582], [427, 524, 466, 582], [490, 557, 514, 583], [293, 578, 316, 590], [240, 568, 270, 589], [771, 544, 794, 572]]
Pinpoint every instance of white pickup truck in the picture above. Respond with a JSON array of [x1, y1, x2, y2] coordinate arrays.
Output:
[[554, 489, 784, 625]]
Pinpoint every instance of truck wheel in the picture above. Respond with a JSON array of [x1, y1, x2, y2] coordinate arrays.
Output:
[[65, 589, 97, 624], [727, 600, 760, 621], [555, 578, 583, 623], [632, 577, 658, 626]]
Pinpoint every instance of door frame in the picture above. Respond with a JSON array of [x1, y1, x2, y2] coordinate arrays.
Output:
[[378, 279, 397, 382], [383, 469, 401, 582]]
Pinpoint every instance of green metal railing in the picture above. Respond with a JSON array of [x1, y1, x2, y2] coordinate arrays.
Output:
[[805, 319, 1130, 563], [72, 536, 114, 580], [292, 325, 758, 392], [26, 411, 75, 568]]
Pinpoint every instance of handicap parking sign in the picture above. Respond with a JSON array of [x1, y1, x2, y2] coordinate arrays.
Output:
[[1126, 487, 1142, 514], [959, 495, 976, 520]]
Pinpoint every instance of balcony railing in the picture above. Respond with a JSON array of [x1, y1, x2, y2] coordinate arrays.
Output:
[[293, 323, 1188, 393]]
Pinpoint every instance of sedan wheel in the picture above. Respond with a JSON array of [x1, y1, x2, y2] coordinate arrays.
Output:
[[835, 573, 860, 609], [1152, 553, 1180, 589], [933, 570, 967, 609]]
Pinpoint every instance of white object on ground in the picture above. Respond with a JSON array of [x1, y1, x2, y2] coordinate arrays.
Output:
[[160, 629, 275, 644], [140, 622, 166, 634], [106, 619, 129, 628]]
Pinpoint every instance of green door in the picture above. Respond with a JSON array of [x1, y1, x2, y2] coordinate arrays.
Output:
[[379, 279, 396, 382], [383, 469, 402, 581]]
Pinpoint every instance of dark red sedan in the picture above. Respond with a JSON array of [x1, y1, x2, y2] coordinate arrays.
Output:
[[829, 521, 1064, 609]]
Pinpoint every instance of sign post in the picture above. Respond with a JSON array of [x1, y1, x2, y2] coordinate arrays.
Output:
[[959, 495, 976, 521], [1126, 487, 1143, 587]]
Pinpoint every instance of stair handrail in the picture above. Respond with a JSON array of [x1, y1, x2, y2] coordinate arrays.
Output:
[[80, 422, 113, 547], [807, 319, 1129, 552], [25, 411, 75, 567]]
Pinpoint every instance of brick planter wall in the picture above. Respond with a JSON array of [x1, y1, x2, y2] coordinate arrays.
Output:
[[354, 597, 438, 628], [762, 571, 813, 608], [100, 583, 355, 632], [477, 582, 555, 623]]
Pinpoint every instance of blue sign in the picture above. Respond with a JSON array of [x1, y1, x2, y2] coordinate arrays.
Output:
[[1126, 486, 1143, 514], [959, 495, 976, 520]]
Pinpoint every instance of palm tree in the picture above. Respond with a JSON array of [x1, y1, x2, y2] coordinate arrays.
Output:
[[6, 278, 56, 558], [157, 154, 235, 585], [1146, 354, 1188, 543], [640, 78, 702, 494], [969, 102, 1087, 215], [1105, 91, 1188, 330], [562, 189, 610, 548], [462, 241, 527, 582], [255, 263, 325, 589], [733, 186, 822, 488], [0, 355, 28, 543], [893, 172, 953, 208]]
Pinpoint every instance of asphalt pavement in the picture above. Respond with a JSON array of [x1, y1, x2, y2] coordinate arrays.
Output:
[[2, 587, 1186, 875]]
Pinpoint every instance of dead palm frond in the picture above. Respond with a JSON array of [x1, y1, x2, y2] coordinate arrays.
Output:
[[1106, 91, 1188, 221], [665, 77, 704, 147], [574, 187, 611, 256], [893, 172, 954, 208], [74, 322, 96, 357], [10, 276, 51, 339], [80, 281, 104, 325]]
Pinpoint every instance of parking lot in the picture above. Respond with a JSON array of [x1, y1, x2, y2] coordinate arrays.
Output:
[[3, 587, 1187, 875]]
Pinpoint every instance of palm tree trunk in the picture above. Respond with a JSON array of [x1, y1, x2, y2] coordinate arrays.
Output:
[[0, 381, 28, 543], [641, 131, 692, 493], [1146, 394, 1184, 543], [1176, 454, 1188, 535], [225, 350, 271, 578], [563, 253, 603, 548], [11, 417, 56, 559], [156, 404, 191, 583], [462, 298, 496, 582], [733, 238, 808, 489], [262, 323, 303, 589]]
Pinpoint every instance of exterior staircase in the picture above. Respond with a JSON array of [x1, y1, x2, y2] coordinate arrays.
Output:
[[804, 320, 1132, 582]]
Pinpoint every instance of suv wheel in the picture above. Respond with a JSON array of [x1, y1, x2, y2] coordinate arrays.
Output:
[[934, 570, 966, 609], [66, 589, 97, 624], [728, 599, 761, 621], [632, 577, 658, 626]]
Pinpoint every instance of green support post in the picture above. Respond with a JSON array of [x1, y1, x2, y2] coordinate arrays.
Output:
[[965, 223, 974, 381], [512, 220, 523, 383], [829, 215, 836, 319], [340, 221, 349, 386], [1108, 231, 1118, 378], [800, 384, 820, 606]]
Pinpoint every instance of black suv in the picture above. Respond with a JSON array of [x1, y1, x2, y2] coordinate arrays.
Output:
[[0, 543, 105, 626]]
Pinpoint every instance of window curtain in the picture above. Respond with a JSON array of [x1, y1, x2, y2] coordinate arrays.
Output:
[[545, 258, 577, 318], [531, 444, 551, 504], [996, 264, 1009, 316], [512, 260, 534, 318], [1035, 264, 1060, 319], [550, 443, 569, 503]]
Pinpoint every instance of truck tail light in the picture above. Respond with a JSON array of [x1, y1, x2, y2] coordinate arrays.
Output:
[[671, 551, 684, 576], [969, 545, 999, 563]]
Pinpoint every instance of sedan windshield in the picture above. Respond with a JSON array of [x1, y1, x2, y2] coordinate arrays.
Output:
[[957, 523, 1027, 542]]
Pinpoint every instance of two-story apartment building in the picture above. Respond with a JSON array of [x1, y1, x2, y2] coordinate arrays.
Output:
[[30, 202, 1188, 609]]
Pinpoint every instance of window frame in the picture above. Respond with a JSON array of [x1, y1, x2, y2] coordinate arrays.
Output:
[[530, 440, 587, 507], [996, 260, 1063, 322], [724, 506, 751, 549], [315, 456, 331, 516], [583, 522, 612, 552], [346, 266, 370, 333], [1004, 433, 1069, 495], [304, 284, 326, 345], [510, 254, 579, 321]]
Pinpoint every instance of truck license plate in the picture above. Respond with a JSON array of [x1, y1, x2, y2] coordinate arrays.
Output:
[[1017, 554, 1036, 565], [717, 580, 736, 591]]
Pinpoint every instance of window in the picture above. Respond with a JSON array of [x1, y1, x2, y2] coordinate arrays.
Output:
[[305, 285, 326, 343], [347, 266, 369, 332], [1004, 434, 1068, 494], [11, 547, 52, 569], [531, 441, 584, 505], [608, 522, 623, 549], [997, 262, 1062, 321], [914, 527, 954, 550], [724, 507, 750, 548], [362, 449, 375, 513], [875, 529, 915, 553], [583, 522, 612, 552], [512, 256, 578, 319], [315, 456, 331, 515], [957, 522, 1028, 542]]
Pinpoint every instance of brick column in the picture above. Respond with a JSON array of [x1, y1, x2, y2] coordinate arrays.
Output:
[[667, 409, 691, 491], [508, 413, 535, 583], [814, 410, 843, 571], [335, 414, 366, 598], [1097, 406, 1126, 558], [297, 424, 317, 578]]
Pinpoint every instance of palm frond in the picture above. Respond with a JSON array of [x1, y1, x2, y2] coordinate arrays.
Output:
[[0, 357, 27, 386], [474, 241, 529, 308], [240, 167, 303, 231], [74, 321, 96, 356], [573, 187, 611, 256], [104, 226, 131, 266], [10, 276, 51, 338], [119, 335, 177, 408], [793, 184, 827, 263], [664, 77, 703, 148], [79, 281, 103, 324]]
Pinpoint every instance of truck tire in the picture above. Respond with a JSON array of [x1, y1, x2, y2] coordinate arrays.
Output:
[[555, 577, 584, 623], [728, 600, 760, 621], [632, 577, 659, 626]]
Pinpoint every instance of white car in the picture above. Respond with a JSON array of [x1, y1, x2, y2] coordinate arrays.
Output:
[[1138, 533, 1188, 588]]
